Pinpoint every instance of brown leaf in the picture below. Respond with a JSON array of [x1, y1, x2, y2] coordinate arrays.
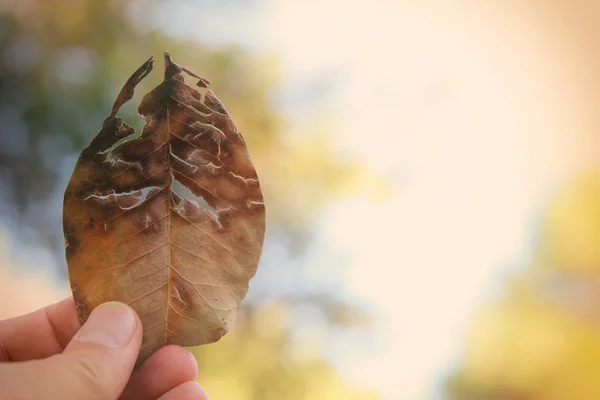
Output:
[[63, 52, 266, 364]]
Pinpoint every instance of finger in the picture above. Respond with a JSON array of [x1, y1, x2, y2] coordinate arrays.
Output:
[[0, 302, 142, 400], [158, 381, 208, 400], [0, 297, 80, 362], [120, 345, 198, 400]]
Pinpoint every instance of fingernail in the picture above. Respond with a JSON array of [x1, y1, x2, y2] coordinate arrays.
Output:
[[76, 302, 137, 348]]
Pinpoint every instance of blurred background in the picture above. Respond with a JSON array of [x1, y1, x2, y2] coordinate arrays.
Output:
[[1, 0, 600, 399]]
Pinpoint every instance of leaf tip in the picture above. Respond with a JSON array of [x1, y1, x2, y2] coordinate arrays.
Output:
[[164, 50, 173, 66], [140, 56, 154, 78]]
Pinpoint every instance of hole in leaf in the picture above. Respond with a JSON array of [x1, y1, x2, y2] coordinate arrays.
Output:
[[119, 100, 145, 133], [171, 177, 219, 220]]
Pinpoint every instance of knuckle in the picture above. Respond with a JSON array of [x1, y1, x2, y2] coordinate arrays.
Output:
[[70, 355, 113, 400]]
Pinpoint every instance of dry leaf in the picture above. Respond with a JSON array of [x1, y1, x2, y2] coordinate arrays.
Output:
[[63, 52, 266, 364]]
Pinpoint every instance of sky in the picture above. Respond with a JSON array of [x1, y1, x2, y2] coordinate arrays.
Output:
[[128, 0, 600, 398], [3, 1, 600, 399]]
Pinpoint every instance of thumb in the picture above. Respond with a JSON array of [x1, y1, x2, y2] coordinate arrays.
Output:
[[8, 302, 142, 400]]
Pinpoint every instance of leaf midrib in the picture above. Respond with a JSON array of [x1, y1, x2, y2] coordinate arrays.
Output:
[[164, 104, 173, 344]]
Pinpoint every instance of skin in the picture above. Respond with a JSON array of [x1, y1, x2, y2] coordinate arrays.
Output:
[[0, 297, 208, 400]]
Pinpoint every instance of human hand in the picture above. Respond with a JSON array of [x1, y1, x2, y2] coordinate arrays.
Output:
[[0, 297, 207, 400]]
